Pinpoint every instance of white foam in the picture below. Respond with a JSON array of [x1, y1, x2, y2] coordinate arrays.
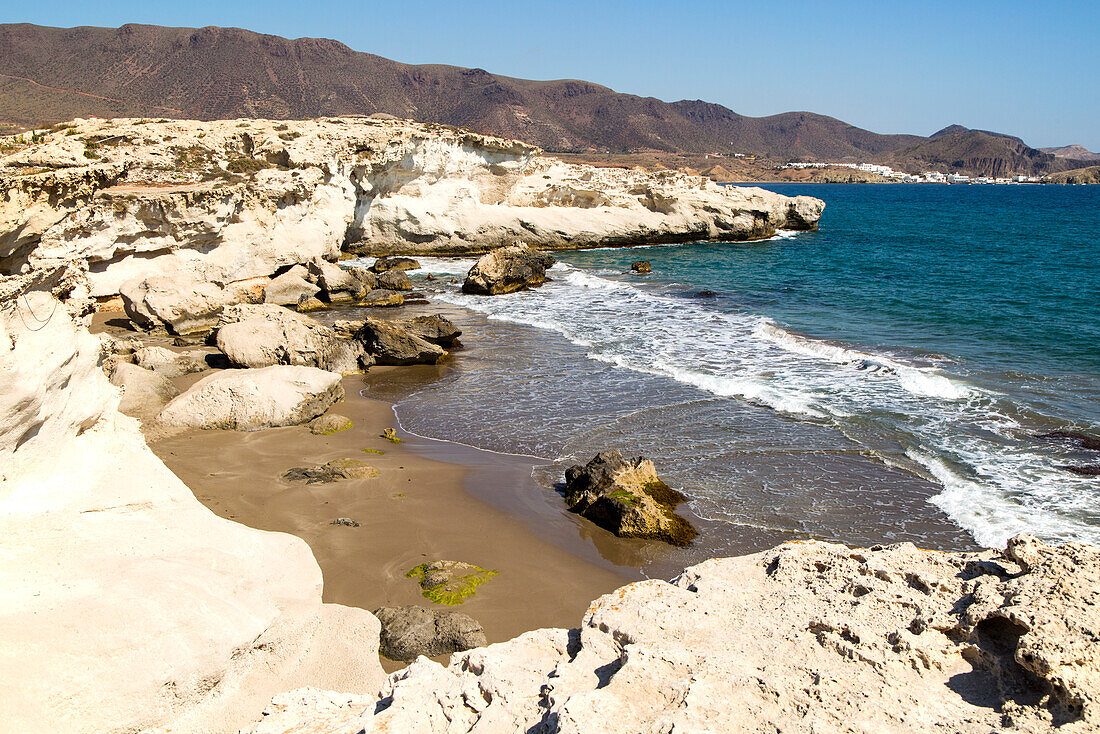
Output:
[[432, 261, 1100, 547]]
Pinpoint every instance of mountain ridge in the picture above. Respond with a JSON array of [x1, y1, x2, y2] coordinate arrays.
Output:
[[0, 22, 1082, 177]]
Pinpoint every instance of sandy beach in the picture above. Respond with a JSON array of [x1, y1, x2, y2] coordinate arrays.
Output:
[[150, 368, 635, 669]]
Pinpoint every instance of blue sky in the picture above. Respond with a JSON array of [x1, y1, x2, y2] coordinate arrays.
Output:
[[3, 0, 1098, 150]]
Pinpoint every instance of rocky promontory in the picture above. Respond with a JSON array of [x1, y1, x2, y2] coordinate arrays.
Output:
[[250, 535, 1100, 733], [0, 116, 823, 316]]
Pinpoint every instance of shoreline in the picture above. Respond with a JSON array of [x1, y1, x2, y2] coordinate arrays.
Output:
[[150, 369, 637, 671]]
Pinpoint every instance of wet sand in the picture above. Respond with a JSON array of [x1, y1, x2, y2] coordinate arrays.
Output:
[[151, 371, 635, 669]]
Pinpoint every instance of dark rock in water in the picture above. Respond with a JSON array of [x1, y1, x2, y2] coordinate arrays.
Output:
[[631, 260, 652, 274], [371, 256, 421, 273], [355, 317, 447, 365], [373, 605, 487, 662], [563, 450, 697, 546], [332, 517, 360, 527], [693, 289, 717, 299], [360, 289, 405, 307], [1038, 431, 1100, 452], [391, 314, 462, 346], [378, 269, 413, 291], [425, 273, 436, 282], [462, 244, 556, 295], [296, 294, 329, 313], [283, 458, 378, 484], [1062, 464, 1100, 477]]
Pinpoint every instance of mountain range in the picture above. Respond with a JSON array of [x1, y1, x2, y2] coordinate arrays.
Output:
[[0, 23, 1095, 178]]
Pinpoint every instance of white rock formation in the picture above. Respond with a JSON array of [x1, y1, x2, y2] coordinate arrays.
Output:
[[0, 292, 384, 733], [156, 364, 345, 431], [0, 117, 823, 309], [248, 536, 1100, 734], [215, 303, 366, 374]]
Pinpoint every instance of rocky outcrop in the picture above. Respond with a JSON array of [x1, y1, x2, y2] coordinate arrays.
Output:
[[263, 266, 319, 306], [355, 317, 447, 366], [1, 117, 823, 314], [462, 244, 556, 295], [133, 345, 210, 377], [392, 314, 462, 346], [373, 605, 487, 662], [630, 260, 652, 274], [110, 361, 180, 419], [248, 535, 1100, 734], [0, 292, 384, 734], [214, 303, 367, 374], [283, 458, 379, 484], [563, 450, 697, 546], [157, 365, 344, 431], [120, 274, 237, 335]]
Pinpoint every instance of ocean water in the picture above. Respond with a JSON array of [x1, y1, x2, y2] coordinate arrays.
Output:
[[358, 184, 1100, 560]]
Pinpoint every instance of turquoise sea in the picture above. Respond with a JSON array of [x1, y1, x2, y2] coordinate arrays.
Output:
[[365, 184, 1100, 563]]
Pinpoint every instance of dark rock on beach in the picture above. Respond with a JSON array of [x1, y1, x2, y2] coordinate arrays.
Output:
[[360, 289, 405, 307], [563, 450, 697, 546], [631, 260, 652, 274], [391, 314, 462, 346], [373, 605, 487, 662], [462, 244, 556, 295], [283, 458, 378, 484], [377, 269, 413, 291]]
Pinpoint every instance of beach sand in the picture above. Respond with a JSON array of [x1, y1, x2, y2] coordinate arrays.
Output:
[[151, 371, 635, 670]]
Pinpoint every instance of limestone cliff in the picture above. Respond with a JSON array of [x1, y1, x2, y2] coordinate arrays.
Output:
[[0, 117, 823, 308], [0, 292, 384, 734], [249, 536, 1100, 733]]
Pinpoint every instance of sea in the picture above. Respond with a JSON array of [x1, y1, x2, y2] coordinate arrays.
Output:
[[357, 183, 1100, 566]]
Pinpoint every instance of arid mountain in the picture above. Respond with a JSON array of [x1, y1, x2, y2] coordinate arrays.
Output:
[[1040, 144, 1100, 162], [880, 130, 1067, 177], [0, 23, 1078, 177], [1046, 165, 1100, 184]]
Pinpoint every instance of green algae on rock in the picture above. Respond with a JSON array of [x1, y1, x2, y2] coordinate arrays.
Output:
[[406, 561, 498, 606], [563, 450, 698, 546], [382, 428, 403, 443], [308, 413, 353, 435], [283, 458, 379, 484]]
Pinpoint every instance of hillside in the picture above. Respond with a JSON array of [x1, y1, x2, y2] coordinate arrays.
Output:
[[0, 23, 1080, 177], [879, 130, 1067, 177], [1040, 144, 1100, 162], [1046, 165, 1100, 184]]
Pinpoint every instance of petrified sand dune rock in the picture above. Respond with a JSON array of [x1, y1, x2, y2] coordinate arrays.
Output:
[[157, 365, 345, 430], [250, 536, 1100, 733], [110, 361, 180, 419], [462, 244, 557, 295], [215, 303, 367, 374], [0, 293, 384, 734], [0, 117, 823, 310]]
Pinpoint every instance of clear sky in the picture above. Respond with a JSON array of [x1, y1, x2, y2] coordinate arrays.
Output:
[[3, 0, 1098, 150]]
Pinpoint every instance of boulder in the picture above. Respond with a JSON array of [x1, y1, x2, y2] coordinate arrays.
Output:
[[309, 413, 354, 435], [305, 258, 369, 302], [156, 365, 344, 431], [630, 260, 652, 274], [296, 295, 329, 313], [377, 269, 413, 291], [215, 303, 366, 375], [120, 274, 234, 334], [360, 289, 404, 307], [563, 450, 697, 546], [355, 318, 446, 365], [462, 244, 556, 295], [373, 605, 487, 662], [109, 362, 180, 419], [371, 256, 421, 273], [391, 314, 462, 346], [283, 458, 378, 484], [133, 345, 210, 377], [264, 266, 320, 306]]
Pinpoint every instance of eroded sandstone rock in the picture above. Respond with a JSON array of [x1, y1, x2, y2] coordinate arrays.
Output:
[[109, 362, 180, 419], [355, 318, 447, 366], [371, 256, 421, 273], [250, 536, 1100, 734], [215, 303, 367, 374], [157, 365, 344, 431]]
